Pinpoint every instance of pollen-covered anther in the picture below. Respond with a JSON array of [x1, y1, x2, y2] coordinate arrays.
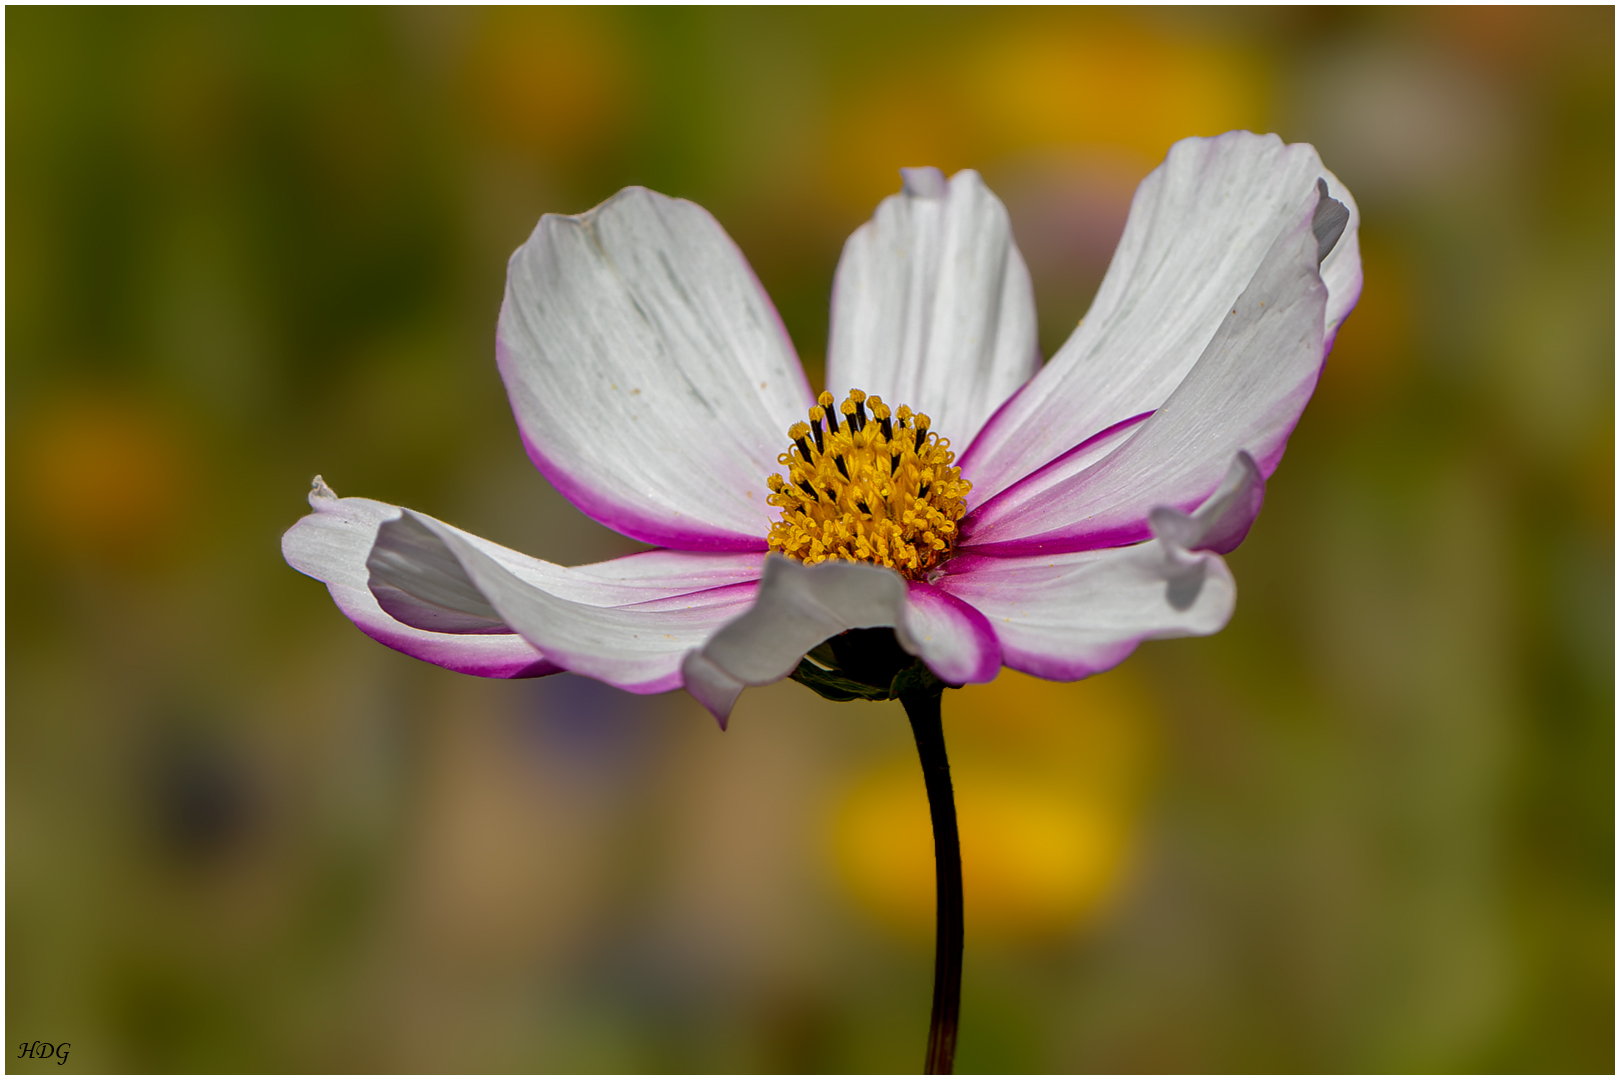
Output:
[[765, 388, 970, 581]]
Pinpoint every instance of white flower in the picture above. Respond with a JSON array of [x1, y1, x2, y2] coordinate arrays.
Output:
[[283, 131, 1361, 725]]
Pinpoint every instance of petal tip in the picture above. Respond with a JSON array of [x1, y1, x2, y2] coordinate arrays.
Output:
[[1312, 177, 1350, 264], [309, 475, 338, 508], [1148, 505, 1200, 550], [900, 166, 947, 199], [681, 649, 744, 730], [1147, 451, 1265, 556]]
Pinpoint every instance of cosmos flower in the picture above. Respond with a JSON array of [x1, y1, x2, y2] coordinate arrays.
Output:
[[283, 131, 1360, 725]]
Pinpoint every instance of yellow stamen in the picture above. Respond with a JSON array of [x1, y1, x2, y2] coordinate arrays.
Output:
[[766, 388, 971, 581]]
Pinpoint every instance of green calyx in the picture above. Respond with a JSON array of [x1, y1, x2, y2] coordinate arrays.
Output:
[[788, 627, 947, 703]]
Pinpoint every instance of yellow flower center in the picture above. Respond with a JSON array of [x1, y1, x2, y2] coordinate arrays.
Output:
[[767, 389, 971, 581]]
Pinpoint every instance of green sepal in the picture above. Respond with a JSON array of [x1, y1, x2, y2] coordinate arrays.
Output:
[[788, 647, 949, 705], [788, 657, 893, 702]]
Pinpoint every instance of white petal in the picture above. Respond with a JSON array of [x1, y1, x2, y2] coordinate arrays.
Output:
[[901, 582, 1002, 686], [1147, 451, 1265, 555], [683, 555, 909, 695], [680, 555, 1003, 724], [939, 541, 1236, 682], [283, 477, 765, 688], [282, 478, 552, 678], [960, 178, 1326, 555], [680, 650, 749, 728], [826, 168, 1039, 448], [399, 513, 763, 693], [498, 186, 815, 551], [961, 131, 1362, 506]]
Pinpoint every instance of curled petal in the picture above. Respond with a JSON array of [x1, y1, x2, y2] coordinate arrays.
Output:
[[1147, 451, 1265, 555], [959, 176, 1326, 556], [681, 555, 1003, 725], [394, 515, 762, 694], [499, 186, 814, 551], [283, 478, 766, 686], [680, 651, 751, 729], [282, 478, 554, 678], [939, 541, 1236, 683], [827, 167, 1039, 448], [681, 556, 908, 723], [901, 581, 1002, 686], [962, 131, 1361, 507]]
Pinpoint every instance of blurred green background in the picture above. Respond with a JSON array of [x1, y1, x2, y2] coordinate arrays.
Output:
[[7, 7, 1612, 1073]]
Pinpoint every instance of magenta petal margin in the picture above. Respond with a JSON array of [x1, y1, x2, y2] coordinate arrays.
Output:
[[285, 131, 1360, 722]]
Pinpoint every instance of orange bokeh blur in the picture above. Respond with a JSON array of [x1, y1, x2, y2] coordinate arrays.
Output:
[[22, 394, 189, 558]]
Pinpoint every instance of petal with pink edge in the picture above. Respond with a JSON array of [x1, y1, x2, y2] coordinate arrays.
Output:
[[901, 582, 1002, 686], [412, 512, 762, 695], [681, 556, 912, 722], [679, 555, 1002, 724], [959, 180, 1326, 557], [282, 478, 553, 678], [499, 186, 814, 551], [1147, 451, 1265, 556], [826, 167, 1039, 449], [962, 131, 1361, 507], [283, 477, 766, 685], [939, 540, 1236, 683]]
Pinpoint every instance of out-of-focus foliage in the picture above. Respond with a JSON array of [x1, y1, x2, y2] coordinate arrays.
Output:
[[7, 7, 1611, 1072]]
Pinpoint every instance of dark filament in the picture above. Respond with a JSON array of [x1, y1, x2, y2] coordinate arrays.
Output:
[[810, 420, 825, 454], [794, 436, 814, 462], [835, 455, 850, 480]]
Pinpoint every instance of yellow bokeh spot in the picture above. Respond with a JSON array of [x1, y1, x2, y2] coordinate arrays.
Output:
[[967, 21, 1267, 160], [822, 81, 976, 217], [830, 668, 1156, 942], [821, 13, 1266, 215]]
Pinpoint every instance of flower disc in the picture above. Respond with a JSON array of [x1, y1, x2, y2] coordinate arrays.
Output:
[[766, 389, 971, 580]]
